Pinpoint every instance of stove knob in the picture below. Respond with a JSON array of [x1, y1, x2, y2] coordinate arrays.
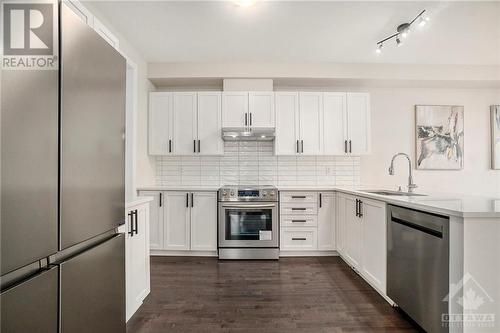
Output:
[[262, 190, 267, 197], [230, 191, 235, 196], [222, 189, 228, 197], [270, 191, 276, 197]]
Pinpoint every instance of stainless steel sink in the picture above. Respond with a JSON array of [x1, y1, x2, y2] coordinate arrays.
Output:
[[363, 190, 426, 197]]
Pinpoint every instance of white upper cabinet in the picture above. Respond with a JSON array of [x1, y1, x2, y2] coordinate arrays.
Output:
[[346, 93, 371, 155], [197, 92, 223, 155], [173, 92, 197, 155], [323, 93, 347, 155], [249, 92, 275, 128], [299, 92, 323, 155], [275, 92, 299, 155], [222, 92, 249, 127], [149, 92, 172, 155]]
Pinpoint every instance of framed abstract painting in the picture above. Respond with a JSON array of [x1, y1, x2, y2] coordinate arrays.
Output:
[[492, 105, 500, 170], [415, 105, 464, 170]]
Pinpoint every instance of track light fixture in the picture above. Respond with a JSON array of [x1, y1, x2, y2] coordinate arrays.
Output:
[[375, 9, 428, 54]]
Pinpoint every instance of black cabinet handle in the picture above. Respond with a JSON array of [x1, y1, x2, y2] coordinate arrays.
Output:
[[296, 140, 299, 153], [159, 193, 162, 207], [291, 220, 307, 223], [191, 193, 194, 207], [319, 193, 322, 208], [292, 237, 307, 241], [349, 140, 352, 154], [292, 207, 306, 211], [358, 200, 363, 218], [301, 140, 304, 153], [168, 139, 172, 153], [193, 140, 196, 153], [291, 195, 306, 199], [128, 211, 134, 236], [197, 140, 200, 153], [133, 210, 138, 235], [186, 193, 189, 207], [245, 113, 248, 126], [249, 112, 252, 126], [344, 140, 347, 154], [355, 199, 359, 217]]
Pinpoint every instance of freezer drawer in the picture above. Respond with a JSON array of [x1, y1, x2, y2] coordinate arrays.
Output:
[[0, 267, 58, 332], [60, 234, 125, 333], [60, 3, 126, 249], [1, 68, 58, 275]]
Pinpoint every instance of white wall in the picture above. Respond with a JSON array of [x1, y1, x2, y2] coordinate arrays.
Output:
[[360, 87, 500, 197]]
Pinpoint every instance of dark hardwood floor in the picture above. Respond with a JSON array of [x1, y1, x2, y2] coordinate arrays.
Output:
[[127, 256, 418, 333]]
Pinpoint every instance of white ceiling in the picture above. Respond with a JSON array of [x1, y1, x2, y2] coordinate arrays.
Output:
[[89, 1, 500, 65]]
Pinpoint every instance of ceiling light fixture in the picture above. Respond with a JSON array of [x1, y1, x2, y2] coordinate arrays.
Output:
[[234, 0, 256, 7], [375, 9, 428, 53]]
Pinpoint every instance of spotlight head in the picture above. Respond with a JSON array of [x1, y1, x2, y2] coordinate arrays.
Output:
[[376, 43, 383, 54], [396, 37, 403, 46]]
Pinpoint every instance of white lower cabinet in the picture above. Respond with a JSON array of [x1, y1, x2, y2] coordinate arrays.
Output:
[[337, 193, 387, 294], [138, 190, 217, 254], [125, 201, 151, 322], [279, 191, 335, 254]]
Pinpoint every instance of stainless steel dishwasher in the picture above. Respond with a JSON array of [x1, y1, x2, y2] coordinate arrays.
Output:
[[387, 205, 449, 333]]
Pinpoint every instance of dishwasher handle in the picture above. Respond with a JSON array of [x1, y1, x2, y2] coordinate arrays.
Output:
[[391, 214, 443, 238]]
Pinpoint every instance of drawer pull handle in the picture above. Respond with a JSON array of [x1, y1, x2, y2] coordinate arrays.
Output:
[[292, 220, 307, 223], [291, 196, 306, 199], [292, 237, 307, 241], [292, 208, 306, 211]]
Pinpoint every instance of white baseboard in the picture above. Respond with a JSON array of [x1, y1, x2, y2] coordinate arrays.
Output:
[[150, 250, 217, 257], [279, 250, 339, 257]]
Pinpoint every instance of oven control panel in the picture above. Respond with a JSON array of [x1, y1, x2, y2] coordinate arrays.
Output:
[[218, 187, 277, 201]]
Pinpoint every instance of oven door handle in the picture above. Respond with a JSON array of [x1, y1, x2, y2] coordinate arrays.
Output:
[[221, 204, 277, 209]]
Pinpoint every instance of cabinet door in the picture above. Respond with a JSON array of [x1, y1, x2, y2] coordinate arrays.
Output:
[[172, 92, 197, 155], [299, 92, 323, 155], [336, 194, 346, 255], [343, 195, 362, 269], [347, 93, 370, 155], [360, 198, 386, 293], [275, 92, 299, 155], [164, 192, 190, 250], [249, 92, 275, 128], [323, 93, 347, 155], [318, 192, 336, 250], [222, 92, 248, 127], [197, 92, 223, 155], [138, 191, 163, 250], [190, 192, 217, 251], [126, 204, 150, 321], [149, 93, 172, 155]]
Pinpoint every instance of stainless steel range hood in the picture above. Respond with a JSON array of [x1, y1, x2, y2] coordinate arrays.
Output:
[[222, 127, 275, 141]]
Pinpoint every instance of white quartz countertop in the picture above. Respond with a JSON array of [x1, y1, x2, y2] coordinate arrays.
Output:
[[135, 186, 499, 218]]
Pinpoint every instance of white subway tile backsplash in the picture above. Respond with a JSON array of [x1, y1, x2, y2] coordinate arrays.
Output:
[[155, 141, 360, 187]]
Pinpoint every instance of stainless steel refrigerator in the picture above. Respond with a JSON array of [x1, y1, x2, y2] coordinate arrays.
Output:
[[1, 2, 126, 332]]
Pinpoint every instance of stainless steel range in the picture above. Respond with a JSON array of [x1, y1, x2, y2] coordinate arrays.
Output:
[[218, 186, 279, 260]]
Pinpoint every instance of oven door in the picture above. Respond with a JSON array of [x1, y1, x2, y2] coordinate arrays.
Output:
[[218, 202, 278, 248]]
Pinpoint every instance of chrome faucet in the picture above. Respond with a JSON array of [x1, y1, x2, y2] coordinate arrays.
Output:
[[388, 153, 418, 192]]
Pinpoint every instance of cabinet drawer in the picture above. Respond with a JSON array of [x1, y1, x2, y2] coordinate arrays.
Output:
[[281, 227, 317, 251], [280, 192, 318, 203], [281, 215, 317, 227], [280, 203, 317, 216]]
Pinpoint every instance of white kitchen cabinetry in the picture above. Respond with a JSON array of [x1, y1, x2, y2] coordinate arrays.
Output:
[[275, 92, 322, 155], [337, 193, 386, 294], [323, 92, 370, 155], [125, 200, 151, 321], [149, 92, 173, 155], [197, 92, 223, 155], [318, 192, 336, 250], [138, 190, 217, 254], [149, 92, 222, 156], [163, 192, 191, 250], [190, 192, 218, 251], [172, 92, 197, 155], [248, 92, 275, 128], [222, 92, 274, 129], [279, 191, 335, 254], [346, 93, 371, 155]]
